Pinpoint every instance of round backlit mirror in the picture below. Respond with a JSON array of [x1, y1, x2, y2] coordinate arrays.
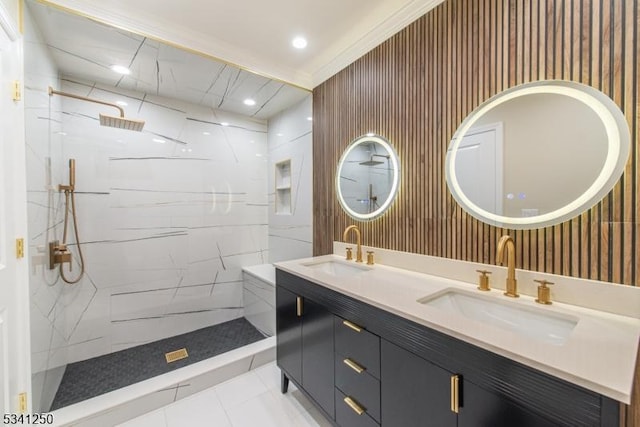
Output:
[[336, 134, 400, 220], [446, 80, 630, 229]]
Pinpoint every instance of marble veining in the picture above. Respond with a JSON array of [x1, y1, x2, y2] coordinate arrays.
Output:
[[25, 20, 269, 410], [267, 96, 313, 263], [243, 266, 276, 337]]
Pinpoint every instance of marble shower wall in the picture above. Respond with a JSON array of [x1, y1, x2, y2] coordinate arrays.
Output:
[[338, 143, 394, 216], [267, 96, 313, 262], [25, 29, 269, 392]]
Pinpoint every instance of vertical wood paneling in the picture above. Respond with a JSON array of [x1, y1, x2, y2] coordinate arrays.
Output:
[[312, 2, 639, 420], [313, 0, 638, 286]]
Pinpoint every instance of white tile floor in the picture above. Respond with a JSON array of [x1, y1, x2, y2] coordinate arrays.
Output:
[[116, 362, 332, 427]]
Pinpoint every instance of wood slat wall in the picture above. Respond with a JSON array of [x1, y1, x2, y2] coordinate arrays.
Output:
[[312, 0, 638, 423], [313, 0, 638, 285]]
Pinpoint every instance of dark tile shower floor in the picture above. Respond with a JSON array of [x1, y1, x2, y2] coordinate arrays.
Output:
[[50, 317, 266, 410]]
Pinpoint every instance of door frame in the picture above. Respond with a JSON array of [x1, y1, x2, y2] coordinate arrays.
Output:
[[0, 0, 32, 414], [457, 121, 504, 215]]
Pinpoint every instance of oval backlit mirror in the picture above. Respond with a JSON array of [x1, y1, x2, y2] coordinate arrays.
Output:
[[446, 80, 630, 229], [336, 134, 400, 220]]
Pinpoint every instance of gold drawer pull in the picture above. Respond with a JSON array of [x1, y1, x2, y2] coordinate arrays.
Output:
[[450, 374, 459, 413], [344, 396, 365, 415], [342, 320, 362, 332], [343, 358, 365, 374], [296, 296, 303, 317]]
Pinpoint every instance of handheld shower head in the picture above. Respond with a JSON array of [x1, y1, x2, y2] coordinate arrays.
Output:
[[49, 87, 145, 132]]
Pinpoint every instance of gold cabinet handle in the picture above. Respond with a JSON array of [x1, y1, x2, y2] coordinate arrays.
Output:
[[343, 358, 365, 374], [450, 375, 459, 413], [343, 396, 365, 415], [342, 320, 362, 332], [296, 296, 303, 317]]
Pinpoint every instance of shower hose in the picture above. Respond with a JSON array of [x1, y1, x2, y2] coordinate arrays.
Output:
[[60, 188, 85, 284]]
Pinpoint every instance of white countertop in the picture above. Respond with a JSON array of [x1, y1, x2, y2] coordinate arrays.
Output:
[[275, 254, 640, 404]]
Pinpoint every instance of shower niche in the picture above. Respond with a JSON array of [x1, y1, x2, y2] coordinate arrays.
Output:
[[275, 159, 292, 215]]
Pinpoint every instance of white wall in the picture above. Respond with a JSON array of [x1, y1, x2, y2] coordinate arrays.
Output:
[[267, 95, 312, 262], [25, 3, 269, 409]]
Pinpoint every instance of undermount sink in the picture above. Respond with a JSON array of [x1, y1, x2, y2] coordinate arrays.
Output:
[[302, 259, 371, 276], [418, 289, 578, 346]]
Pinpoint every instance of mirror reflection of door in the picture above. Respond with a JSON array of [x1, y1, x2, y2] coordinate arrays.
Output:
[[455, 123, 503, 215], [475, 93, 607, 217]]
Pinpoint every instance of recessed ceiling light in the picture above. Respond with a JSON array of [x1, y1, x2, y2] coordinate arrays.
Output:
[[243, 98, 256, 106], [221, 122, 229, 127], [152, 138, 166, 143], [116, 101, 128, 106], [203, 131, 211, 135], [292, 37, 307, 49], [110, 65, 131, 75], [256, 153, 263, 157], [277, 133, 283, 137], [306, 117, 312, 121]]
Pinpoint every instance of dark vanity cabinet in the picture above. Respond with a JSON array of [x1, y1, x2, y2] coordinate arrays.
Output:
[[276, 269, 621, 427], [380, 339, 456, 427], [381, 339, 557, 427], [334, 316, 381, 426], [276, 285, 335, 418]]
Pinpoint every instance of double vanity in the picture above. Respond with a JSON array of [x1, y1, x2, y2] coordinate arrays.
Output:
[[274, 79, 638, 426], [275, 242, 640, 427]]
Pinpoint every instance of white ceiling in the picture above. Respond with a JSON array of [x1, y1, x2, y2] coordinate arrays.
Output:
[[27, 0, 310, 120], [40, 0, 446, 89]]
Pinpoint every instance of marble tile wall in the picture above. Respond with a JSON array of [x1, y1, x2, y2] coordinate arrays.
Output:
[[242, 265, 276, 336], [25, 4, 269, 409], [267, 96, 313, 263]]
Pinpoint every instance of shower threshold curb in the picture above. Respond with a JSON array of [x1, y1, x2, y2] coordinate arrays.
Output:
[[50, 336, 275, 427]]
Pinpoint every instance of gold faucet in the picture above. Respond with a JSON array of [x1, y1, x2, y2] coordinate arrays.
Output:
[[343, 225, 363, 263], [497, 235, 518, 298]]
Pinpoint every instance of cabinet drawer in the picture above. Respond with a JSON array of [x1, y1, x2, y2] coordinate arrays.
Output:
[[336, 388, 379, 427], [335, 356, 380, 423], [334, 316, 380, 379]]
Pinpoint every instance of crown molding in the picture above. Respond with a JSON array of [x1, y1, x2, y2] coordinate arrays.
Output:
[[0, 0, 19, 43], [39, 0, 314, 89], [310, 0, 445, 87], [39, 0, 445, 90]]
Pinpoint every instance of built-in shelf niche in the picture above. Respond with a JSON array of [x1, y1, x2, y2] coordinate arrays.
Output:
[[275, 159, 292, 215]]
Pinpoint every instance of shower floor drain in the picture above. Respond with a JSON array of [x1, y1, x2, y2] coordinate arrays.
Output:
[[165, 348, 189, 363]]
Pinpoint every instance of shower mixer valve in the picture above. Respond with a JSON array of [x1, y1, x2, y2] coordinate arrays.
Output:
[[48, 240, 72, 270]]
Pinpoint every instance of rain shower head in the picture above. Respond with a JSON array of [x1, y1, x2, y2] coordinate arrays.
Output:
[[359, 154, 390, 166], [49, 86, 145, 132], [360, 159, 385, 166], [99, 114, 145, 132]]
